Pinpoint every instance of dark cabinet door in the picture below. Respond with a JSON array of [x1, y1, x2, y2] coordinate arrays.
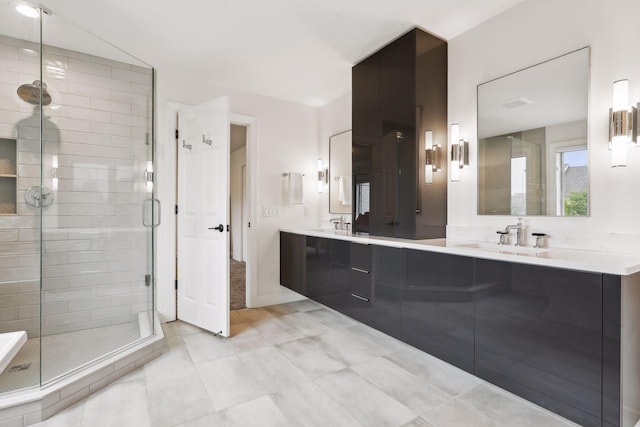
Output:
[[369, 134, 398, 237], [415, 31, 447, 239], [327, 239, 351, 313], [350, 242, 372, 299], [403, 250, 475, 373], [279, 232, 305, 295], [352, 28, 447, 240], [602, 274, 621, 427], [379, 30, 415, 130], [352, 51, 379, 235], [475, 260, 603, 427], [365, 245, 404, 337], [352, 53, 381, 145], [342, 243, 373, 323], [305, 236, 332, 305], [379, 30, 416, 239]]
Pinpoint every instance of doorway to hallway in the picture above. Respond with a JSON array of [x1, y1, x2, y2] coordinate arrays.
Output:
[[229, 124, 248, 310]]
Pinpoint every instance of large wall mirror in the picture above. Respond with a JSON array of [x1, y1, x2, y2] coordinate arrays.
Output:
[[329, 130, 352, 214], [477, 47, 589, 216]]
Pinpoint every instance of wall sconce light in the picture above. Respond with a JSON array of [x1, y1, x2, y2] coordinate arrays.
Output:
[[51, 155, 58, 191], [146, 160, 154, 192], [317, 159, 328, 193], [450, 124, 470, 182], [424, 130, 441, 184], [609, 79, 638, 167]]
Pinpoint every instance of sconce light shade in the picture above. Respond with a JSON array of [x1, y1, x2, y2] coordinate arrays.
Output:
[[609, 79, 638, 167], [449, 124, 469, 181], [317, 159, 327, 193], [450, 124, 460, 181], [458, 139, 469, 169], [424, 130, 442, 184]]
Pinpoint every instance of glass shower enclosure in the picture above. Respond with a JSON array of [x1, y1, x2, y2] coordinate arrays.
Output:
[[0, 4, 155, 394]]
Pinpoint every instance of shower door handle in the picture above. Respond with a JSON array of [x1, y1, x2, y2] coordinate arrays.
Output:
[[142, 199, 161, 228]]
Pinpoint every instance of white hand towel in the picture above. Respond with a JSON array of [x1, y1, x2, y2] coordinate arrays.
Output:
[[338, 176, 345, 204], [339, 176, 351, 206], [288, 172, 303, 205]]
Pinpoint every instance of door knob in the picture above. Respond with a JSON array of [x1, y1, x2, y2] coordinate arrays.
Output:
[[209, 224, 224, 232]]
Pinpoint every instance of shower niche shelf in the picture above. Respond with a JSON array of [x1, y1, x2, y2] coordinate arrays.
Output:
[[0, 138, 17, 215]]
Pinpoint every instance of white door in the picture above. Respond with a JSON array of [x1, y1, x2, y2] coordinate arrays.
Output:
[[177, 96, 230, 336]]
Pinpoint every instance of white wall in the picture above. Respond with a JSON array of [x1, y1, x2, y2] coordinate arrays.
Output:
[[156, 73, 325, 319], [447, 0, 640, 253]]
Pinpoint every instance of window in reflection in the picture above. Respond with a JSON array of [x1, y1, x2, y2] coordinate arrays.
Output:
[[557, 148, 588, 216], [510, 156, 527, 216]]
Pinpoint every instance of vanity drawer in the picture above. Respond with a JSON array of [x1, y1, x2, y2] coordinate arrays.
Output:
[[350, 267, 372, 299], [350, 242, 371, 271]]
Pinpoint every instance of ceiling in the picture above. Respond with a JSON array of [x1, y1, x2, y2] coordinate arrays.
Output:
[[478, 48, 589, 139], [17, 0, 523, 106]]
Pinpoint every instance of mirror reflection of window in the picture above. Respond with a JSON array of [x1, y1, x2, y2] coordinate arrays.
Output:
[[510, 156, 527, 216], [557, 148, 588, 216]]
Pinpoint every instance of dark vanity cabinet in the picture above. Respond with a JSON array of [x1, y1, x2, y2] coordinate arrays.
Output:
[[475, 260, 620, 427], [304, 236, 332, 306], [404, 250, 475, 373], [602, 274, 622, 427], [282, 234, 376, 319], [279, 232, 305, 295], [280, 232, 623, 427], [342, 243, 374, 322], [366, 246, 403, 337], [352, 28, 448, 239], [326, 239, 351, 313]]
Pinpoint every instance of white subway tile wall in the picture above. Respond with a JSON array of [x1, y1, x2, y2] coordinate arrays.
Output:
[[0, 34, 153, 338]]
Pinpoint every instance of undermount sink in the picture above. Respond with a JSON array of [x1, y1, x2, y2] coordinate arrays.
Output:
[[333, 230, 350, 235], [448, 241, 549, 257], [308, 228, 351, 236]]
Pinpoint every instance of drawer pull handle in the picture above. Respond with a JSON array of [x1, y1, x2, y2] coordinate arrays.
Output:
[[351, 267, 369, 274], [351, 293, 370, 302]]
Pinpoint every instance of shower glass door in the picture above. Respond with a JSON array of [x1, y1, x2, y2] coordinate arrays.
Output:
[[0, 3, 43, 394], [0, 2, 154, 394], [39, 11, 154, 383]]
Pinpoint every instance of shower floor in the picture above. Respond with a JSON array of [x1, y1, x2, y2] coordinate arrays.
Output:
[[0, 322, 140, 394]]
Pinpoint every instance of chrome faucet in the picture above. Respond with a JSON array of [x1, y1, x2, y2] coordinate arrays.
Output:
[[503, 218, 526, 246], [330, 216, 346, 230]]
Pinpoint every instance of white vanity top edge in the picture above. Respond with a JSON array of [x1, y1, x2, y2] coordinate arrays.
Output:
[[280, 228, 640, 276]]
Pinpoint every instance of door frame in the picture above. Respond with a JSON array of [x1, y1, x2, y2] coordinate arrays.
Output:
[[156, 101, 257, 322], [230, 113, 257, 308]]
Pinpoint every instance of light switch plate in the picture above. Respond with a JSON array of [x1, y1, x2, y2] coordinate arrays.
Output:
[[262, 206, 280, 217]]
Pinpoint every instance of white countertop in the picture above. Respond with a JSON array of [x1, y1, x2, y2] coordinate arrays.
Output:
[[281, 227, 640, 276]]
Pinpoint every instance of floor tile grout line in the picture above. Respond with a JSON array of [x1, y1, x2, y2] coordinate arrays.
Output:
[[41, 304, 579, 427]]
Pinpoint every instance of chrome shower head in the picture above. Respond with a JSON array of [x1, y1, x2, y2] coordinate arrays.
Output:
[[17, 80, 52, 106]]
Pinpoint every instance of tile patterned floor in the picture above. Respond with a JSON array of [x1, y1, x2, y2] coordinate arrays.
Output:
[[34, 300, 580, 427], [0, 322, 140, 394]]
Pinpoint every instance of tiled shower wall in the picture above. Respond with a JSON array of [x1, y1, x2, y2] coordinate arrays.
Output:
[[0, 35, 152, 337]]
